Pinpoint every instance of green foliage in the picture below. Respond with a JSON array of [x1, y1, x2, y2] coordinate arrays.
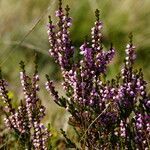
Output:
[[60, 128, 76, 149]]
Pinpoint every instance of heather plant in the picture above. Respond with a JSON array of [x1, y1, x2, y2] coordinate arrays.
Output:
[[0, 0, 150, 150], [46, 0, 150, 149], [1, 0, 150, 94], [0, 56, 50, 150]]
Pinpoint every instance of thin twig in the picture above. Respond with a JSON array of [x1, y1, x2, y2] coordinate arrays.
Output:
[[79, 102, 111, 143]]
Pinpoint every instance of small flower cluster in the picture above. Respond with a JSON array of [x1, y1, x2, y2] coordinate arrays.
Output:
[[134, 113, 150, 149], [0, 59, 50, 150], [33, 121, 49, 149], [47, 0, 74, 70], [47, 1, 150, 149]]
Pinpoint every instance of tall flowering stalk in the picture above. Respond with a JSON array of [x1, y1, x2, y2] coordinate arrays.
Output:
[[47, 0, 150, 149], [0, 57, 50, 150]]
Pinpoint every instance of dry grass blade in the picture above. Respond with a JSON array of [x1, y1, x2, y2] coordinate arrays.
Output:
[[3, 41, 48, 55], [0, 0, 56, 66], [79, 102, 111, 143]]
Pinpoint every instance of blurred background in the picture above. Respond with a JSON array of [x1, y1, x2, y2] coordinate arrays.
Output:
[[0, 0, 150, 148]]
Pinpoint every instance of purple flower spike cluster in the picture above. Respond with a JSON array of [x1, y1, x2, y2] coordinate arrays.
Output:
[[0, 60, 50, 150], [47, 0, 74, 70], [47, 1, 150, 149]]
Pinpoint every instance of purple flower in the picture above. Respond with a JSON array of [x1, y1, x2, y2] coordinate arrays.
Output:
[[46, 2, 150, 149]]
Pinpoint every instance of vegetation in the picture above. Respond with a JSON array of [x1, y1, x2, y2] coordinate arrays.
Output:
[[0, 0, 149, 149]]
